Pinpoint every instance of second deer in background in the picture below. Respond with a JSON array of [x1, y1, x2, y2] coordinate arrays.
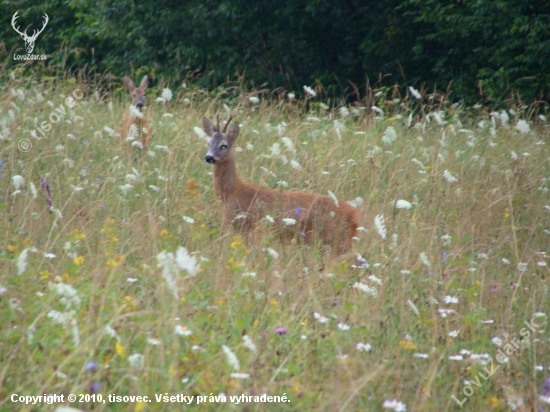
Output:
[[120, 75, 152, 152]]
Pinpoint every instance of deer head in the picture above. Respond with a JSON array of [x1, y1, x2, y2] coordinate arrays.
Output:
[[123, 75, 149, 109], [12, 11, 49, 54], [203, 114, 239, 164]]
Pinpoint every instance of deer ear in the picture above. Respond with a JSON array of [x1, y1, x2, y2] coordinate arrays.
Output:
[[123, 76, 135, 91], [203, 117, 216, 137], [227, 122, 240, 143], [140, 76, 149, 90]]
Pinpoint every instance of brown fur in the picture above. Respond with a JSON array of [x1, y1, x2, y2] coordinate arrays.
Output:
[[120, 75, 152, 152], [203, 116, 360, 255]]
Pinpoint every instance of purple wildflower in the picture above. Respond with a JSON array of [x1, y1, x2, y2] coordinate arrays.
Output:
[[85, 361, 97, 372], [542, 377, 550, 395], [275, 327, 287, 335], [295, 207, 302, 216], [40, 178, 53, 210], [300, 232, 306, 237], [88, 382, 100, 393]]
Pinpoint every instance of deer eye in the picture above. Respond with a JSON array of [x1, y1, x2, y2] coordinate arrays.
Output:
[[221, 145, 228, 150]]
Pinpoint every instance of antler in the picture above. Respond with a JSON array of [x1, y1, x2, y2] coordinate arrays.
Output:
[[216, 112, 220, 133], [222, 114, 235, 133], [11, 11, 26, 37], [28, 13, 49, 41]]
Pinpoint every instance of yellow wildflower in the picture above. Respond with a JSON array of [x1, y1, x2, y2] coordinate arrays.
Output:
[[400, 340, 418, 350], [135, 401, 146, 412], [160, 230, 169, 237], [115, 342, 125, 357], [74, 256, 84, 265], [7, 245, 16, 253]]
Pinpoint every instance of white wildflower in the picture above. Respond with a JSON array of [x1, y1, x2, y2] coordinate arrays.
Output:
[[29, 182, 37, 199], [303, 85, 316, 97], [103, 126, 117, 137], [327, 190, 339, 207], [408, 86, 421, 100], [128, 353, 145, 369], [16, 248, 29, 275], [419, 252, 431, 268], [222, 345, 240, 371], [337, 323, 350, 331], [407, 300, 419, 316], [194, 126, 207, 140], [395, 199, 412, 209], [50, 282, 81, 309], [129, 105, 143, 118], [230, 373, 250, 379], [491, 336, 503, 347], [313, 312, 329, 323], [119, 184, 134, 195], [242, 335, 257, 354], [290, 159, 301, 170], [382, 126, 397, 144], [438, 308, 455, 318], [263, 247, 279, 260], [383, 399, 407, 411], [441, 234, 452, 246], [352, 282, 378, 297], [175, 246, 199, 276], [372, 106, 384, 115], [161, 88, 173, 102], [374, 214, 386, 239], [175, 325, 192, 336], [515, 119, 530, 134], [105, 325, 121, 341], [261, 215, 275, 224], [12, 175, 24, 189], [443, 170, 458, 183], [248, 96, 260, 105], [182, 216, 195, 224], [444, 295, 459, 304], [356, 342, 372, 352], [282, 218, 297, 226]]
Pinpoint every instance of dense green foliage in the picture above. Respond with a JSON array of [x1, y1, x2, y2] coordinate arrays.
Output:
[[1, 0, 549, 102]]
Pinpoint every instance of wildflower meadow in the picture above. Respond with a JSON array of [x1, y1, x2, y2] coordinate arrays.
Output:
[[1, 74, 549, 411]]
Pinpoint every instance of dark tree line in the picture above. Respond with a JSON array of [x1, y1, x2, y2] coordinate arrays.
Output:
[[1, 0, 549, 103]]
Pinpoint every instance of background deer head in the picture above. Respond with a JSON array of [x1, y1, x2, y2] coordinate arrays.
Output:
[[203, 115, 238, 164], [123, 76, 149, 109], [11, 11, 49, 54]]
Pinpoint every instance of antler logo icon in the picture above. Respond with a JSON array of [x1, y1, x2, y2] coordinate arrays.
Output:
[[11, 11, 49, 54]]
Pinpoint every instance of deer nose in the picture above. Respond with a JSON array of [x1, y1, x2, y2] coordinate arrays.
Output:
[[205, 155, 216, 164], [136, 102, 143, 109]]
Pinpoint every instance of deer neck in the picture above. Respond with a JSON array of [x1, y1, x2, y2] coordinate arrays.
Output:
[[212, 152, 240, 201]]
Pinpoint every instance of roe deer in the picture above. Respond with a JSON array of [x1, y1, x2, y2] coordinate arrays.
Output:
[[120, 75, 152, 152], [203, 115, 360, 255]]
